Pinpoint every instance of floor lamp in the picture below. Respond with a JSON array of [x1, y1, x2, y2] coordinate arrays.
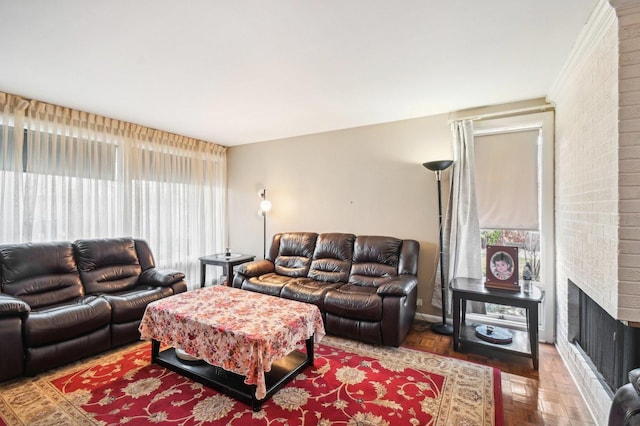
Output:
[[258, 189, 272, 259], [423, 160, 454, 335]]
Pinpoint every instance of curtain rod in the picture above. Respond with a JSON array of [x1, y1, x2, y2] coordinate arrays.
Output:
[[448, 104, 554, 124]]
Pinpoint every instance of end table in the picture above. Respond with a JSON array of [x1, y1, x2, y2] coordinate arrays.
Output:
[[199, 253, 255, 288], [451, 277, 544, 369]]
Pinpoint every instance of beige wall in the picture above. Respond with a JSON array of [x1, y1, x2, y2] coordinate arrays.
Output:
[[227, 113, 451, 317]]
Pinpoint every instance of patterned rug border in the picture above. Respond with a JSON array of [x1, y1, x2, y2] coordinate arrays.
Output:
[[0, 336, 503, 426], [398, 340, 504, 424]]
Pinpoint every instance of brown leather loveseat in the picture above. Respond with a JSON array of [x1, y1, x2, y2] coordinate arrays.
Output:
[[0, 237, 187, 382], [233, 232, 419, 347]]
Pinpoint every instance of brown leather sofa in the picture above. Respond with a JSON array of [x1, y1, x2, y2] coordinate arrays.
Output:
[[0, 237, 187, 382], [610, 368, 640, 425], [233, 232, 419, 347]]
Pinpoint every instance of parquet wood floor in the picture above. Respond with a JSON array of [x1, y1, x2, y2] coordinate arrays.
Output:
[[404, 320, 596, 426]]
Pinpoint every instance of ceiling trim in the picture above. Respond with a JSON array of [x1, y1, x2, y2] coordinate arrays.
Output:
[[548, 0, 615, 101]]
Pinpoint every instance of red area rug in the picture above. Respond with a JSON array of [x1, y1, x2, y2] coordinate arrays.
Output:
[[0, 336, 502, 425]]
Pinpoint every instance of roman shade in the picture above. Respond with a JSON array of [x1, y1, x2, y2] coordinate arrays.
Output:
[[474, 129, 539, 230]]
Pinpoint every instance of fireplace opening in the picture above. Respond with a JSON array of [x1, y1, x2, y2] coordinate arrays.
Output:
[[571, 281, 640, 393]]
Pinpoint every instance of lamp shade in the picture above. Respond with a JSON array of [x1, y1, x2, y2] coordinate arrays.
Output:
[[260, 199, 272, 212], [423, 160, 453, 172]]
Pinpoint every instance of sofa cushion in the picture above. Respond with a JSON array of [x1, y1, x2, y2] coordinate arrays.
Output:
[[25, 296, 111, 346], [323, 284, 383, 321], [349, 236, 402, 287], [281, 278, 344, 310], [242, 273, 298, 296], [325, 313, 382, 345], [25, 326, 111, 376], [74, 237, 142, 294], [102, 286, 173, 324], [308, 233, 355, 283], [0, 242, 84, 309], [274, 233, 318, 278]]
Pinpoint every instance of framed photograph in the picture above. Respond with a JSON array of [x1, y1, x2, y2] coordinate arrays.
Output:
[[485, 245, 519, 288]]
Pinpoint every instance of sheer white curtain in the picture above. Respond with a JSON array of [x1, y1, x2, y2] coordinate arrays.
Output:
[[23, 101, 126, 241], [0, 91, 226, 288], [432, 120, 482, 309], [0, 93, 29, 242], [123, 125, 227, 287]]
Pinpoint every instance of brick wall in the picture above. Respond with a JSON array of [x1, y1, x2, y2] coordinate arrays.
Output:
[[553, 0, 618, 325], [549, 0, 640, 423], [617, 3, 640, 320]]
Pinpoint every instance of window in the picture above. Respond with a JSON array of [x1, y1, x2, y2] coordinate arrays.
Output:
[[480, 229, 540, 321], [469, 111, 554, 342], [475, 129, 540, 230]]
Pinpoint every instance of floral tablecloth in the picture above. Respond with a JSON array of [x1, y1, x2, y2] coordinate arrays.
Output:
[[138, 285, 325, 400]]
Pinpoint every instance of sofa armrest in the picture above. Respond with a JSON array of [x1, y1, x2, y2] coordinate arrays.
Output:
[[377, 275, 418, 297], [233, 260, 275, 288], [609, 369, 640, 426], [0, 294, 31, 318], [630, 369, 640, 395], [236, 259, 275, 277], [139, 268, 186, 287]]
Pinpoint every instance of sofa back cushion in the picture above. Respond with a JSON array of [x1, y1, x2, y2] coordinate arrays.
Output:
[[273, 232, 318, 278], [74, 237, 142, 294], [349, 236, 402, 287], [0, 242, 84, 309], [308, 233, 355, 283]]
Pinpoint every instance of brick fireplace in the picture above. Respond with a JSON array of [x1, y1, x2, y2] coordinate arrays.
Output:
[[549, 0, 640, 424], [568, 280, 640, 394]]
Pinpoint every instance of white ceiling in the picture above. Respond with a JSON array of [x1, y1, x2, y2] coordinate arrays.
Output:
[[0, 0, 598, 146]]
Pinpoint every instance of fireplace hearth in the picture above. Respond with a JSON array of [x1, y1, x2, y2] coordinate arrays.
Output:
[[571, 281, 640, 393]]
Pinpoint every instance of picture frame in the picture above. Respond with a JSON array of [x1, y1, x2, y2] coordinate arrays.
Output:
[[485, 245, 519, 289]]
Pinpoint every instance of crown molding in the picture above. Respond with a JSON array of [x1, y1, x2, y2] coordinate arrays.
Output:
[[547, 0, 617, 102]]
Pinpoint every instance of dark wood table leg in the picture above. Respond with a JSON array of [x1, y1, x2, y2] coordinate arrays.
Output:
[[528, 303, 539, 370], [251, 391, 262, 412], [461, 299, 467, 324], [200, 261, 206, 288], [248, 335, 314, 412], [453, 293, 461, 351], [151, 339, 160, 362], [223, 264, 232, 286], [306, 335, 314, 366]]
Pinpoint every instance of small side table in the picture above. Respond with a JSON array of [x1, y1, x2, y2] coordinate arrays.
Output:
[[451, 277, 544, 369], [199, 254, 255, 288]]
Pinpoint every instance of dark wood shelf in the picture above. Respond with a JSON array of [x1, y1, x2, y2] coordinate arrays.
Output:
[[451, 277, 544, 369], [458, 324, 531, 357], [152, 338, 313, 411]]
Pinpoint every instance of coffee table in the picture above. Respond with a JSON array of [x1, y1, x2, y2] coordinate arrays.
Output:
[[139, 286, 325, 410]]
